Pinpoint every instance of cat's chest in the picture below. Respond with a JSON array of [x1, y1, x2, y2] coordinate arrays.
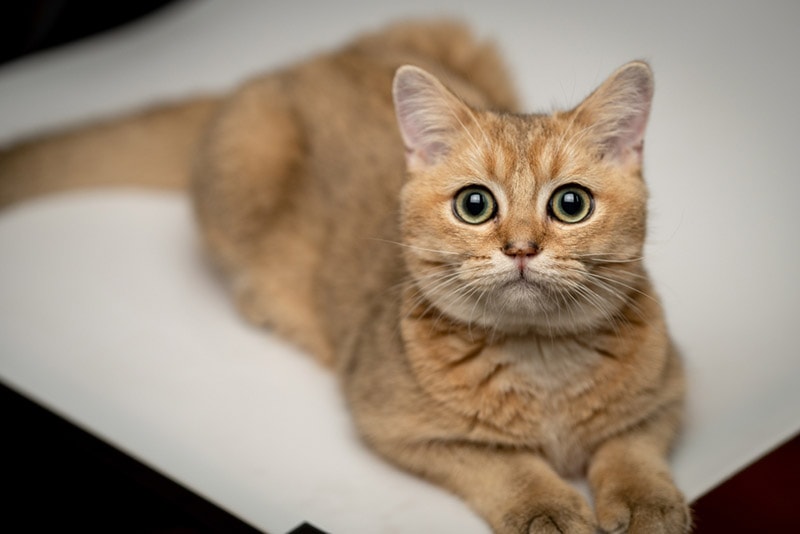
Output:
[[404, 326, 615, 469]]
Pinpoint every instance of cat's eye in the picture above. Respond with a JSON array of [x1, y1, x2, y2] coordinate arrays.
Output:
[[549, 184, 594, 224], [453, 186, 497, 225]]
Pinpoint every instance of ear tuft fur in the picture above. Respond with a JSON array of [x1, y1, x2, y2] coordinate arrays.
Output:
[[393, 65, 473, 171], [574, 61, 654, 167]]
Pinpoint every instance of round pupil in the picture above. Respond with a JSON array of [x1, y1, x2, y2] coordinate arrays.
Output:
[[560, 191, 583, 216], [465, 192, 487, 216]]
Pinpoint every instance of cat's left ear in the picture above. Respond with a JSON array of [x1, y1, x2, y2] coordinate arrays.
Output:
[[574, 61, 654, 168], [393, 65, 475, 172]]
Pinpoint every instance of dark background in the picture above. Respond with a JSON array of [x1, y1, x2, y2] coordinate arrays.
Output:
[[1, 1, 798, 532], [0, 0, 179, 66]]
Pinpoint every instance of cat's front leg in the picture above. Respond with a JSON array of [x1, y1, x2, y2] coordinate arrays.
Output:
[[375, 439, 595, 534], [587, 415, 691, 534]]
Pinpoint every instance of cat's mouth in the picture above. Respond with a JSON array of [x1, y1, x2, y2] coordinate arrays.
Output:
[[501, 255, 548, 286], [500, 267, 548, 291]]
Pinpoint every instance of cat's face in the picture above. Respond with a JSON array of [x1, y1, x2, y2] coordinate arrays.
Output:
[[394, 63, 653, 335]]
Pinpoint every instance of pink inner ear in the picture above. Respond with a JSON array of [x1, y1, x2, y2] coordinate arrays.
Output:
[[579, 62, 654, 167], [609, 105, 649, 164], [392, 66, 464, 170]]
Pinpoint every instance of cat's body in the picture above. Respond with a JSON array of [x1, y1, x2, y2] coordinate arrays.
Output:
[[0, 21, 689, 534]]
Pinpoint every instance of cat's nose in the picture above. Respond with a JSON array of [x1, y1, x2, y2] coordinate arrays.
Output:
[[502, 241, 539, 258]]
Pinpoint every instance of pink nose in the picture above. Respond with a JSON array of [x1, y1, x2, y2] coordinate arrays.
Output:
[[502, 241, 539, 258]]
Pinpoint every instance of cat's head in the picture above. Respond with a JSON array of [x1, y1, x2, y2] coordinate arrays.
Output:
[[393, 62, 654, 335]]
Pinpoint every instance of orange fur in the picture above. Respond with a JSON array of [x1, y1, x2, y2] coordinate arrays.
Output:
[[0, 21, 689, 533]]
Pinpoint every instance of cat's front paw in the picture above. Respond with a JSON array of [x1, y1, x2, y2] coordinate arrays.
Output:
[[594, 476, 691, 534], [500, 490, 595, 534], [525, 509, 595, 534]]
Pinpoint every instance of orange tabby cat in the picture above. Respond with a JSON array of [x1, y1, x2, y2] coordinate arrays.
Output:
[[0, 21, 689, 534]]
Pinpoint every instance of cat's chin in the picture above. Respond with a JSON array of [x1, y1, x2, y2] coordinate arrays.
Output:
[[423, 276, 610, 337]]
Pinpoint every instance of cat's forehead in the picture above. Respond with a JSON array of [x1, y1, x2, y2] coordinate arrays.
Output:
[[468, 111, 591, 192]]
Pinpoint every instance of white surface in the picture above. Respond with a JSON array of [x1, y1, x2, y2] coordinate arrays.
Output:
[[1, 1, 799, 532]]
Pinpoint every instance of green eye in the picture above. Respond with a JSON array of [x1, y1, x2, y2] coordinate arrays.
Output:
[[453, 186, 497, 225], [549, 184, 594, 224]]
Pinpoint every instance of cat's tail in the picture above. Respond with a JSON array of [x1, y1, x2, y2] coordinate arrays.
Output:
[[0, 96, 219, 209]]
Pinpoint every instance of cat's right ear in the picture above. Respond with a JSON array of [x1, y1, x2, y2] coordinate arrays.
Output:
[[393, 66, 473, 172]]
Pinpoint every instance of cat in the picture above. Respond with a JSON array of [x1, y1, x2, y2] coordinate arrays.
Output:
[[0, 21, 690, 534]]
